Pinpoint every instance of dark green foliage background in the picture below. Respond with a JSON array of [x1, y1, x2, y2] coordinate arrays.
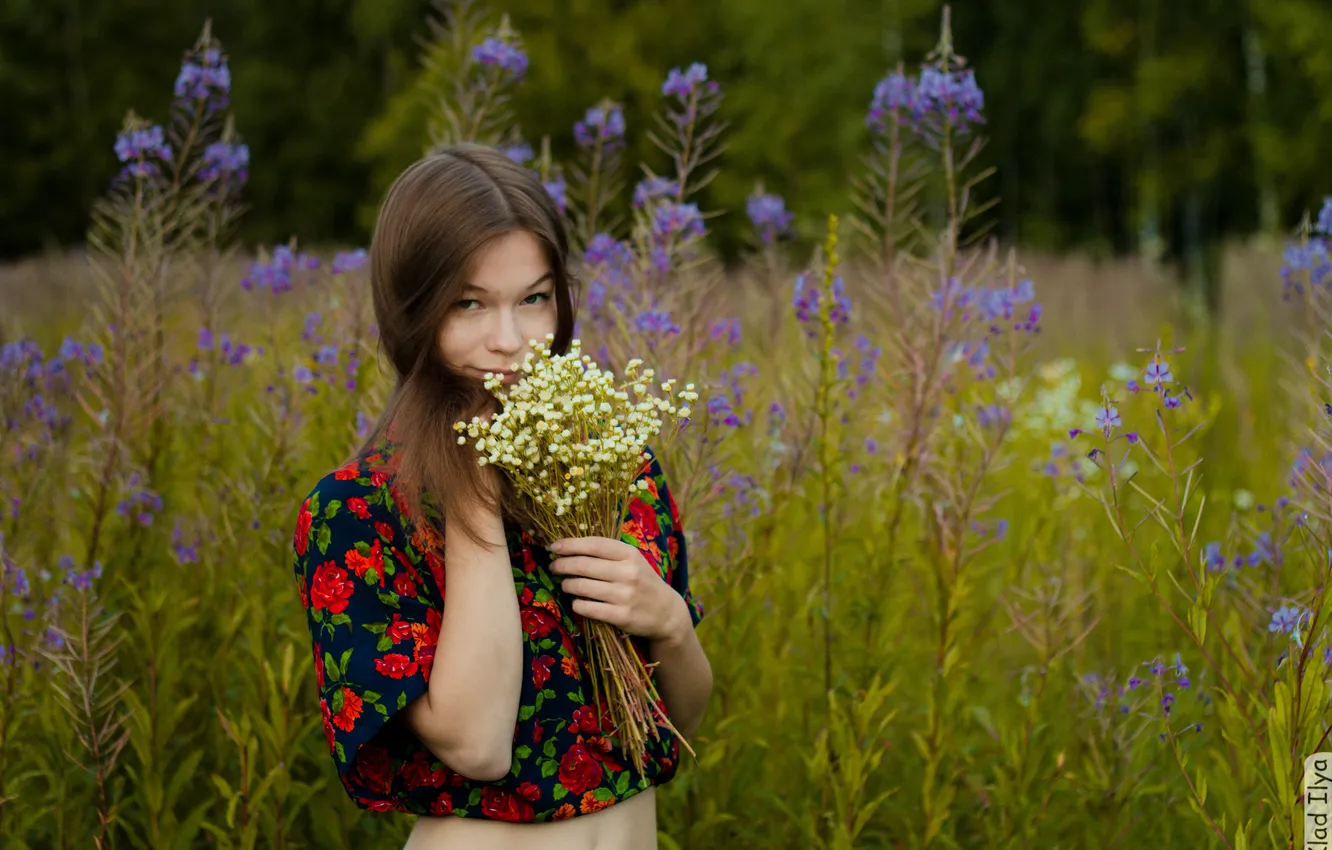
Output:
[[4, 0, 1331, 264]]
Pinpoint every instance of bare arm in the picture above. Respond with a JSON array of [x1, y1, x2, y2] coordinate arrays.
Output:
[[401, 489, 523, 782], [648, 599, 713, 740]]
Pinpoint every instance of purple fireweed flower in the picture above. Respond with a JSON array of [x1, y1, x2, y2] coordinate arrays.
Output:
[[171, 523, 200, 564], [1281, 240, 1332, 297], [499, 142, 533, 164], [574, 103, 626, 149], [1095, 405, 1121, 436], [865, 438, 879, 455], [709, 318, 742, 347], [584, 232, 634, 268], [218, 333, 251, 365], [71, 560, 103, 590], [662, 63, 711, 99], [544, 175, 567, 214], [768, 401, 787, 435], [174, 47, 231, 107], [472, 37, 528, 81], [746, 192, 795, 243], [313, 345, 339, 367], [1143, 360, 1172, 387], [912, 66, 985, 136], [1317, 197, 1332, 236], [1251, 531, 1279, 567], [706, 396, 741, 427], [633, 176, 679, 209], [1269, 604, 1310, 636], [115, 473, 163, 527], [866, 71, 917, 135], [633, 307, 680, 335], [241, 245, 319, 293], [331, 249, 367, 275], [1203, 542, 1226, 572], [293, 365, 314, 383], [792, 274, 852, 333], [977, 404, 1009, 429], [114, 124, 172, 164], [198, 142, 249, 183], [651, 201, 705, 241], [301, 313, 321, 343]]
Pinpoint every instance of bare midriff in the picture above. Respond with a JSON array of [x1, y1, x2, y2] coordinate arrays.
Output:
[[403, 784, 657, 850]]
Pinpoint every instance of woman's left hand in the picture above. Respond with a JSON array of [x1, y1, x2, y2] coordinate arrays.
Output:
[[547, 536, 685, 642]]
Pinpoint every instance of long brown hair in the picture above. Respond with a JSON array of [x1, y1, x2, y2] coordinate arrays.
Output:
[[351, 145, 577, 550]]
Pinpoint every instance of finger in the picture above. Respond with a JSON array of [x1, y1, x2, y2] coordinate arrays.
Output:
[[560, 575, 621, 603], [549, 535, 633, 561], [549, 555, 618, 581], [569, 597, 624, 630]]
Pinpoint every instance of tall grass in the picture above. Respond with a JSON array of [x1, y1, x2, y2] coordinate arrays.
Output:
[[1, 4, 1330, 849]]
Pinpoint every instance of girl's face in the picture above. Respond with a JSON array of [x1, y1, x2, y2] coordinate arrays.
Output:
[[438, 229, 558, 384]]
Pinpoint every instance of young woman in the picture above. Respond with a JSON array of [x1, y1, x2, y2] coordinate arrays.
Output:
[[291, 145, 712, 849]]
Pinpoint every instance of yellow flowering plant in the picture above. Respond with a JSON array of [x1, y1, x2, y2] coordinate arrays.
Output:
[[453, 333, 699, 773]]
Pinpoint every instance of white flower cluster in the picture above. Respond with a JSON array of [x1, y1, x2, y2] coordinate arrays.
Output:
[[453, 334, 698, 536]]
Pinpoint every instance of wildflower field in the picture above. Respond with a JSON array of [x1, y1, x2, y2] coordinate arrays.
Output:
[[5, 3, 1332, 848]]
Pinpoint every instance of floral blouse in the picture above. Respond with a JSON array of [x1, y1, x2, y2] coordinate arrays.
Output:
[[290, 422, 705, 821]]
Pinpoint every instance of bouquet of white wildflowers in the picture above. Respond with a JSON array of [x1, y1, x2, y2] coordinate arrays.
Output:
[[453, 333, 699, 773]]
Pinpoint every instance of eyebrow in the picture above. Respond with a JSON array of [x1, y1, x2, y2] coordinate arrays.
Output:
[[461, 272, 553, 296]]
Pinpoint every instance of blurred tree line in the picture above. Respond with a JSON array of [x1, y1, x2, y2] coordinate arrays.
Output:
[[4, 0, 1332, 299]]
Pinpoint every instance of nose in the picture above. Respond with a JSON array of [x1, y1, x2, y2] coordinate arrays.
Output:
[[487, 306, 523, 357]]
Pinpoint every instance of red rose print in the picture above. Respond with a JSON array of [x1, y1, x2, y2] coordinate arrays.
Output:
[[374, 653, 419, 679], [402, 751, 450, 790], [332, 687, 362, 732], [375, 521, 395, 541], [413, 640, 436, 680], [532, 722, 544, 744], [350, 743, 394, 796], [521, 547, 537, 574], [321, 701, 336, 752], [334, 463, 360, 481], [517, 781, 541, 802], [559, 743, 604, 796], [481, 787, 534, 822], [296, 572, 309, 610], [628, 499, 660, 539], [310, 561, 355, 614], [429, 797, 454, 817], [386, 614, 413, 644], [425, 549, 445, 593], [532, 655, 555, 689], [345, 539, 384, 585], [520, 586, 534, 605], [520, 607, 558, 638], [645, 476, 659, 499], [583, 736, 623, 771], [314, 643, 325, 690], [571, 706, 599, 735], [393, 571, 418, 599], [347, 497, 371, 519], [371, 471, 389, 488], [363, 799, 396, 812], [295, 499, 313, 556]]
